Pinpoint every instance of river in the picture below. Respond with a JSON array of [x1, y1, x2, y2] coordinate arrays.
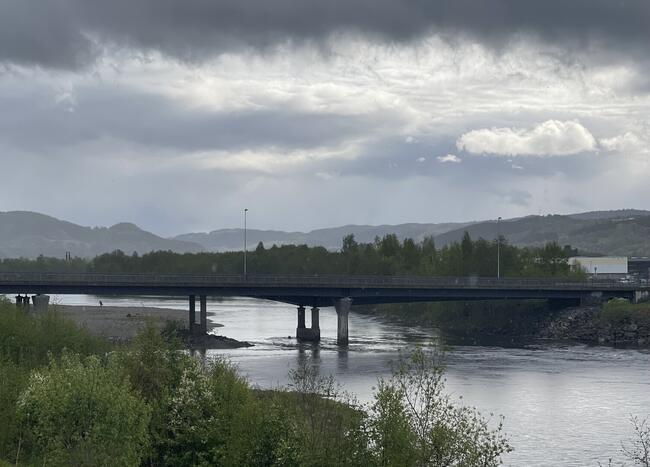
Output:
[[51, 295, 650, 466]]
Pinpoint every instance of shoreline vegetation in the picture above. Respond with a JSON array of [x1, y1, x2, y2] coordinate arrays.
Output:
[[357, 299, 650, 348], [0, 298, 512, 466]]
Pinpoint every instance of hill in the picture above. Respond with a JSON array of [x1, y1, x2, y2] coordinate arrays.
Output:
[[0, 211, 203, 259], [3, 209, 650, 259], [174, 222, 474, 252], [436, 210, 650, 256]]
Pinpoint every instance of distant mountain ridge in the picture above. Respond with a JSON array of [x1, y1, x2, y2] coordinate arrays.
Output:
[[174, 222, 474, 252], [435, 210, 650, 256], [0, 211, 203, 259], [2, 209, 650, 259]]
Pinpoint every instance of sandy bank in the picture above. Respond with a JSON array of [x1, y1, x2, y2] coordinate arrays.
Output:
[[54, 304, 219, 341]]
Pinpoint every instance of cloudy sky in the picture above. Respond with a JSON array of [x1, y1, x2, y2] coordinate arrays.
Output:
[[1, 0, 650, 236]]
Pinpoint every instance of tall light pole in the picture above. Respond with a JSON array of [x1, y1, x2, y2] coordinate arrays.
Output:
[[497, 216, 502, 279], [244, 208, 248, 279]]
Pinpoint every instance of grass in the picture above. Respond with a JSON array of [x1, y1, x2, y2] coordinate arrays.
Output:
[[601, 299, 650, 325]]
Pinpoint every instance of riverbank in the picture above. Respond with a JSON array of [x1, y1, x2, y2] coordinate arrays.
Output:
[[541, 302, 650, 347], [356, 300, 650, 348], [53, 304, 253, 349]]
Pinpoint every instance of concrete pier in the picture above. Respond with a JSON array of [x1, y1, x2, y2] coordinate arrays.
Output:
[[15, 295, 30, 309], [311, 306, 320, 330], [296, 305, 320, 341], [189, 295, 196, 334], [296, 305, 306, 332], [334, 297, 352, 345], [32, 294, 49, 312], [199, 295, 207, 334]]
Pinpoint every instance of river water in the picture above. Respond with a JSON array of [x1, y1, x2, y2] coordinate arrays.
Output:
[[52, 295, 650, 466]]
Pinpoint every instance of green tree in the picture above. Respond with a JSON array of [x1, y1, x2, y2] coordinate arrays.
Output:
[[369, 347, 511, 467], [16, 352, 150, 467]]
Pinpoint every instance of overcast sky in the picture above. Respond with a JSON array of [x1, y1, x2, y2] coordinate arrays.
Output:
[[1, 0, 650, 236]]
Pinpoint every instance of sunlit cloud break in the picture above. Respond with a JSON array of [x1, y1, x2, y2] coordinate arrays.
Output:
[[456, 120, 597, 157]]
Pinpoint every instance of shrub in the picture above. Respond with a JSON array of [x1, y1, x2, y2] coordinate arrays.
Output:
[[368, 347, 511, 467], [16, 352, 150, 466], [0, 302, 110, 368]]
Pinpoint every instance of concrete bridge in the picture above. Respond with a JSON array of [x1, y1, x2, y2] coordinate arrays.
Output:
[[1, 272, 647, 344]]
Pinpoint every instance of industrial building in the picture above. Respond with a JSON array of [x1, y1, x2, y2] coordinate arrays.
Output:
[[568, 256, 628, 278]]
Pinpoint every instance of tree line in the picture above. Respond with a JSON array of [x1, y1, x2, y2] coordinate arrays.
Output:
[[0, 232, 581, 278]]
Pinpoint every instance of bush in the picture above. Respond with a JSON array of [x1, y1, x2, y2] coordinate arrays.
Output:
[[368, 347, 511, 466], [0, 302, 110, 368], [0, 358, 29, 460], [284, 363, 371, 466], [16, 352, 150, 466]]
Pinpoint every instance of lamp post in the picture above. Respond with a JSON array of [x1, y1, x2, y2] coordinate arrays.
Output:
[[244, 208, 248, 279], [497, 216, 502, 279]]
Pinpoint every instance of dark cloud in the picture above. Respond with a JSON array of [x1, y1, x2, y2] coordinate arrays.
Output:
[[1, 0, 650, 69], [0, 86, 397, 152]]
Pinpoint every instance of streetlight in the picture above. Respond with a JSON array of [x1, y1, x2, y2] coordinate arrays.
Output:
[[244, 208, 248, 279], [497, 216, 502, 279]]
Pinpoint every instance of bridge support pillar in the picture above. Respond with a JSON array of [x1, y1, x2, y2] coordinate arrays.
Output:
[[296, 306, 320, 341], [189, 295, 196, 335], [199, 295, 208, 334], [311, 307, 320, 331], [334, 297, 352, 345], [634, 290, 650, 304], [296, 306, 306, 332]]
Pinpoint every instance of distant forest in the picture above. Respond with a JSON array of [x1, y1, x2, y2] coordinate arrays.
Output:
[[0, 233, 581, 278]]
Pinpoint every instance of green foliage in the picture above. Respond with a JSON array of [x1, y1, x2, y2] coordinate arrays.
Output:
[[16, 352, 150, 466], [601, 299, 650, 326], [156, 357, 294, 466], [1, 231, 579, 280], [0, 302, 110, 368], [368, 347, 511, 467], [0, 358, 29, 460], [284, 363, 371, 466], [0, 301, 513, 467]]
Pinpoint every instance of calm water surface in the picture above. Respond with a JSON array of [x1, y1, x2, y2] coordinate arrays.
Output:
[[52, 295, 650, 466]]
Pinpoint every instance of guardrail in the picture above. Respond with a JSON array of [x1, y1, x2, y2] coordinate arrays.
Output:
[[0, 272, 643, 290]]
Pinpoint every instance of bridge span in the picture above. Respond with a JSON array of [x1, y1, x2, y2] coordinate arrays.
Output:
[[1, 272, 647, 344]]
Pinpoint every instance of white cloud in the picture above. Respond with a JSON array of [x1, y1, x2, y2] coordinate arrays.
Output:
[[600, 132, 650, 156], [437, 154, 461, 163], [456, 120, 597, 157], [416, 156, 426, 162]]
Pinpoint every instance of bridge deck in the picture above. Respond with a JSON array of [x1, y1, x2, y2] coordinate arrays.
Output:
[[0, 272, 645, 306]]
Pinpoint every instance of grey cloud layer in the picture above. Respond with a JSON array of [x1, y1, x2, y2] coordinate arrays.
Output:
[[2, 0, 650, 68], [0, 87, 395, 152]]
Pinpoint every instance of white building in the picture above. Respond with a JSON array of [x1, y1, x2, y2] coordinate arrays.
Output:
[[568, 256, 628, 276]]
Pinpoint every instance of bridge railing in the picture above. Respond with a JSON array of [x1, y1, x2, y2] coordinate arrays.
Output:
[[0, 272, 640, 290]]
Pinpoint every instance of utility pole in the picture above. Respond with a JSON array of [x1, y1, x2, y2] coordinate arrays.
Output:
[[497, 216, 502, 279], [244, 208, 248, 279]]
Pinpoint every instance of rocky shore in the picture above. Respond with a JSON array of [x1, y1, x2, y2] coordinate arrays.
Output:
[[539, 305, 650, 347]]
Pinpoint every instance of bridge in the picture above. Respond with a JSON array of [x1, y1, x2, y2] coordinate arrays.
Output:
[[2, 272, 647, 344]]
